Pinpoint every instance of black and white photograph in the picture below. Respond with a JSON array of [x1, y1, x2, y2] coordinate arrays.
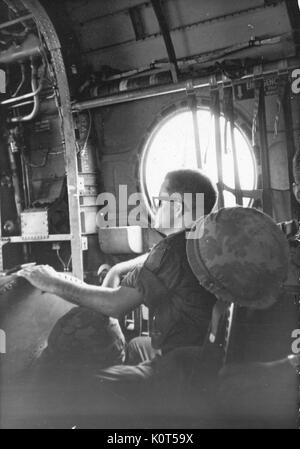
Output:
[[0, 0, 299, 431]]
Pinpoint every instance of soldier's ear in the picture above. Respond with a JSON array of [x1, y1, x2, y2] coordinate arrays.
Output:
[[170, 192, 183, 218], [174, 200, 183, 218]]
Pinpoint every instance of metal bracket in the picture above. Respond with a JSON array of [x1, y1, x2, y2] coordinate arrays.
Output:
[[78, 176, 85, 194], [82, 236, 88, 251], [277, 59, 289, 76], [185, 79, 195, 97], [209, 75, 218, 90], [221, 73, 232, 87], [253, 64, 264, 80]]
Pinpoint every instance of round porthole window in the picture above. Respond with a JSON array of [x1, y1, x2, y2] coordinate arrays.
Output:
[[140, 106, 257, 214]]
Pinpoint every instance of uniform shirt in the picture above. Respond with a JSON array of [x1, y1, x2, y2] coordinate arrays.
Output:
[[121, 230, 217, 354]]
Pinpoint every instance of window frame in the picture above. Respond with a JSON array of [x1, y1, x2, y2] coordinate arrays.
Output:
[[139, 99, 258, 218]]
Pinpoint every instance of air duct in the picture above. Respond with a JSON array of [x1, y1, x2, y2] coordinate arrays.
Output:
[[0, 33, 42, 65], [89, 70, 173, 98]]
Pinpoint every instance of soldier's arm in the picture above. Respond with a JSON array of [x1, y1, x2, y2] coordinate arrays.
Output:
[[18, 265, 143, 318]]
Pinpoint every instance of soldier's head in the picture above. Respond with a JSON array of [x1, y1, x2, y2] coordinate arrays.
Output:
[[293, 150, 300, 204], [154, 169, 217, 234]]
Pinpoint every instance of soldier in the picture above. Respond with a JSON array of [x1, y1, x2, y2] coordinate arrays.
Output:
[[18, 169, 218, 381], [152, 206, 297, 425], [181, 206, 299, 427]]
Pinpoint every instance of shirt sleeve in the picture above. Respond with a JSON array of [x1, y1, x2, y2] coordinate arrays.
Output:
[[120, 238, 181, 309]]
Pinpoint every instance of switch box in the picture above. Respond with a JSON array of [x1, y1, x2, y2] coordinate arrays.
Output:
[[21, 209, 49, 239]]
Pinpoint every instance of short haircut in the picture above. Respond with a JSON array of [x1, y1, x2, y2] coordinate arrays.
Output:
[[165, 169, 217, 216]]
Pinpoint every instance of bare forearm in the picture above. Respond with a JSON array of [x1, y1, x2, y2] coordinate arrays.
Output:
[[51, 273, 142, 318], [17, 265, 143, 318], [51, 274, 116, 315]]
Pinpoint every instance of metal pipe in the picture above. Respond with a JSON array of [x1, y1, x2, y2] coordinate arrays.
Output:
[[0, 81, 42, 105], [7, 133, 23, 219], [23, 154, 32, 207], [0, 33, 42, 65], [9, 100, 33, 108], [74, 78, 197, 111], [20, 151, 29, 209], [10, 95, 39, 121], [2, 0, 32, 30], [0, 14, 33, 31], [73, 64, 299, 112], [12, 63, 26, 98], [89, 70, 172, 98], [10, 60, 40, 123]]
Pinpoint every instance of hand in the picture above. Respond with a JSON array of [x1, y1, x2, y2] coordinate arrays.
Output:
[[17, 264, 60, 294], [101, 266, 121, 288]]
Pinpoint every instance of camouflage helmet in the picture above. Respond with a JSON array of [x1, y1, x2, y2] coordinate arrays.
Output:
[[47, 307, 126, 369], [186, 207, 289, 309]]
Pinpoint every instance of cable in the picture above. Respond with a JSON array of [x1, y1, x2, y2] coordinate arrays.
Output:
[[56, 248, 72, 272], [56, 248, 66, 271], [67, 254, 72, 271]]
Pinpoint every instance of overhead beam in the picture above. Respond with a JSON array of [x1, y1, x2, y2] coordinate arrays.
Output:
[[129, 6, 147, 41], [0, 13, 33, 31], [79, 1, 151, 26], [150, 0, 178, 80]]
